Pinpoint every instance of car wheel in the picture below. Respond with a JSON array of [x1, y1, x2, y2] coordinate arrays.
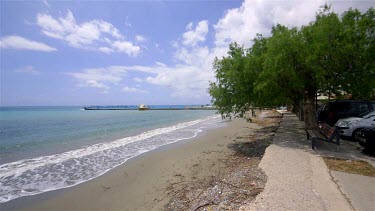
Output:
[[352, 129, 362, 141], [363, 146, 375, 155]]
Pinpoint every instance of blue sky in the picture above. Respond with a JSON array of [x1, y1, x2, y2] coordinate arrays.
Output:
[[1, 0, 373, 106]]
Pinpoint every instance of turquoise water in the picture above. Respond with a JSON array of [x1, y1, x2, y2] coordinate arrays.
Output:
[[0, 106, 221, 203]]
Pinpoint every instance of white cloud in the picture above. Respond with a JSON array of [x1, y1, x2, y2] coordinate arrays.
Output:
[[182, 20, 208, 46], [147, 0, 372, 100], [64, 0, 373, 100], [213, 0, 372, 48], [62, 17, 212, 97], [171, 41, 179, 48], [85, 80, 110, 90], [133, 77, 144, 82], [112, 41, 140, 56], [98, 47, 113, 54], [174, 46, 211, 67], [66, 65, 158, 92], [66, 64, 211, 98], [43, 0, 50, 8], [144, 64, 213, 98], [124, 16, 132, 28], [155, 62, 166, 67], [186, 22, 193, 30], [135, 35, 146, 42], [149, 0, 372, 99], [119, 55, 215, 98], [65, 66, 128, 90], [15, 66, 40, 75], [0, 35, 57, 52], [122, 86, 148, 93], [36, 10, 141, 56], [37, 10, 122, 46], [214, 0, 267, 47]]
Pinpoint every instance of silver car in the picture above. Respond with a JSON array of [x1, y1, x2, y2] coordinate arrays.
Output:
[[335, 111, 375, 140]]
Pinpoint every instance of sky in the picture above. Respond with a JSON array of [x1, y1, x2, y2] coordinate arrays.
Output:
[[0, 0, 373, 106]]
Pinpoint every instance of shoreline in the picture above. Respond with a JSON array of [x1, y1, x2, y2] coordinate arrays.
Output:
[[0, 113, 220, 202], [1, 111, 279, 210]]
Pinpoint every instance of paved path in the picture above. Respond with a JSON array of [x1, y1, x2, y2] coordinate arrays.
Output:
[[331, 171, 375, 211], [243, 112, 353, 211], [313, 135, 375, 168]]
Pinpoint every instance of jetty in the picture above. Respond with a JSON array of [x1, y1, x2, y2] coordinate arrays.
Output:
[[83, 105, 217, 111]]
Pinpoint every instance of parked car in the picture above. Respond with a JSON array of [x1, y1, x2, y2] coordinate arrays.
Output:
[[335, 111, 375, 140], [317, 100, 374, 126], [357, 127, 375, 153]]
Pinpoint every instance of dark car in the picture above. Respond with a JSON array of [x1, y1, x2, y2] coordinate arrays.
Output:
[[357, 127, 375, 153], [317, 100, 374, 126]]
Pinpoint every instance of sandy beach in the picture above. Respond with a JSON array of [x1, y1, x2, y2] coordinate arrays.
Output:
[[1, 111, 281, 211]]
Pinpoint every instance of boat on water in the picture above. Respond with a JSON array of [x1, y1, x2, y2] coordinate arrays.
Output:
[[83, 104, 216, 110], [138, 104, 149, 111], [83, 104, 150, 110]]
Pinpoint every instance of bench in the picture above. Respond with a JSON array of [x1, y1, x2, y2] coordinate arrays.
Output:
[[306, 123, 340, 150]]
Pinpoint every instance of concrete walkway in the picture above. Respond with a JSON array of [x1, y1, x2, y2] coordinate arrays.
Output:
[[244, 112, 353, 211], [313, 135, 375, 168], [331, 171, 375, 211], [313, 125, 375, 211]]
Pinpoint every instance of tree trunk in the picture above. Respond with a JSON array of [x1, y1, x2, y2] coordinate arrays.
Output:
[[292, 98, 300, 119], [291, 102, 297, 115], [300, 100, 304, 121], [303, 87, 318, 128]]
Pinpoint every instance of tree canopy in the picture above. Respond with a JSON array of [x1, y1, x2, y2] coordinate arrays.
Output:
[[209, 6, 375, 126]]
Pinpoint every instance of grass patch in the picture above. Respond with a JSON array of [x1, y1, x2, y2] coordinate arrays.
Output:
[[323, 157, 375, 177]]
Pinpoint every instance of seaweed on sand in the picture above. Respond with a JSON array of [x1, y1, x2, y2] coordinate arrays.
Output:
[[165, 110, 282, 211]]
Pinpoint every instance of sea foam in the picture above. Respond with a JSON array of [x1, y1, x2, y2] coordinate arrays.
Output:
[[0, 115, 221, 203]]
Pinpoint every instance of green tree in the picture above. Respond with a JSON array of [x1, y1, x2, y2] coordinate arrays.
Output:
[[209, 6, 375, 127], [340, 8, 375, 99], [302, 5, 345, 100], [209, 39, 266, 118], [255, 25, 306, 120]]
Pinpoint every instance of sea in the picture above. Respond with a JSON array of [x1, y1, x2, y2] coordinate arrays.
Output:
[[0, 106, 222, 203]]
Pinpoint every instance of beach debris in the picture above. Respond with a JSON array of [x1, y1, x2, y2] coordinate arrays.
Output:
[[101, 186, 111, 191], [164, 110, 282, 211]]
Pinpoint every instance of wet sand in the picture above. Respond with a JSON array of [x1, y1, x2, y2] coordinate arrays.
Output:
[[2, 117, 263, 211]]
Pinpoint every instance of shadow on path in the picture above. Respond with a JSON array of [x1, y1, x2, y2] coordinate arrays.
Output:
[[274, 112, 375, 167]]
